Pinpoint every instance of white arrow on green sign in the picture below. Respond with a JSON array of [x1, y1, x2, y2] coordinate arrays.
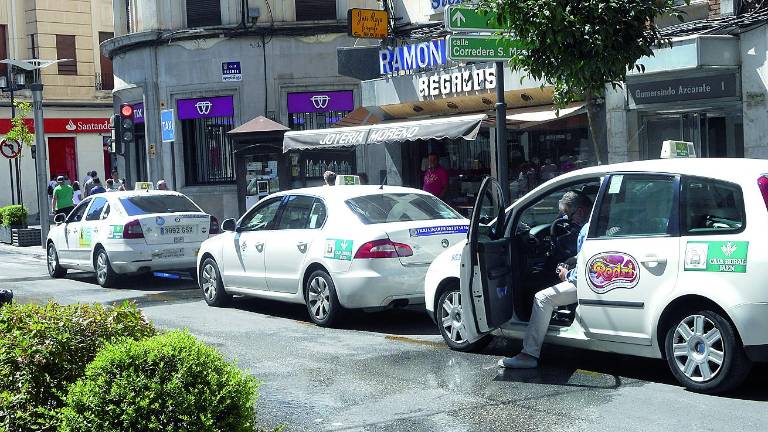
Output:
[[446, 35, 526, 62], [444, 6, 502, 32]]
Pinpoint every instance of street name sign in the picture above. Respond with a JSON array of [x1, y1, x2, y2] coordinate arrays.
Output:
[[446, 35, 525, 61], [444, 6, 502, 32]]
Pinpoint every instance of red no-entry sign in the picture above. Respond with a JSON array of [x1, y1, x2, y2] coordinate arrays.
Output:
[[0, 139, 22, 159]]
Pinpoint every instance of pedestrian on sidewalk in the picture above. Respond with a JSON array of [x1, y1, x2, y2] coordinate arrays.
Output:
[[106, 178, 119, 192], [51, 176, 75, 216], [83, 171, 97, 198], [89, 178, 106, 195], [72, 181, 83, 205], [156, 179, 168, 190]]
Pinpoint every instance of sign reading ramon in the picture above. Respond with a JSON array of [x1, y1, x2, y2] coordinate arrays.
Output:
[[379, 39, 447, 75], [628, 73, 738, 105]]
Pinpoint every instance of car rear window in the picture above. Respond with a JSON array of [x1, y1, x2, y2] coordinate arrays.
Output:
[[346, 193, 462, 225], [119, 195, 201, 216]]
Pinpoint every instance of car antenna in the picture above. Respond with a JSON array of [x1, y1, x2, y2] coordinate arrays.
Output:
[[379, 172, 388, 190]]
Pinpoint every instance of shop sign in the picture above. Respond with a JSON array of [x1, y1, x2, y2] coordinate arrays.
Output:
[[348, 8, 388, 39], [222, 61, 242, 82], [133, 103, 145, 124], [628, 73, 739, 106], [430, 0, 469, 13], [418, 67, 495, 97], [0, 118, 111, 134], [177, 96, 234, 120], [287, 90, 354, 114], [379, 39, 447, 75]]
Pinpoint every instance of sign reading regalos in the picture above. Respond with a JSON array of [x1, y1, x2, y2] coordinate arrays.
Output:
[[379, 39, 447, 75], [586, 252, 640, 294], [418, 67, 495, 97]]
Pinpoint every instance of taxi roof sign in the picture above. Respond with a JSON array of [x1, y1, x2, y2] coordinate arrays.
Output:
[[135, 181, 154, 191], [335, 175, 361, 186], [661, 140, 696, 159]]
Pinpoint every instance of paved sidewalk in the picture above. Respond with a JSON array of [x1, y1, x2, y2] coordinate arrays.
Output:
[[0, 242, 45, 257]]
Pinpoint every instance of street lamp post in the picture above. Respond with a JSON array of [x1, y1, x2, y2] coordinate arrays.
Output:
[[1, 64, 28, 206]]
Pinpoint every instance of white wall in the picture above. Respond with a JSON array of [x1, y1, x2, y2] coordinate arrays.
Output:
[[741, 24, 768, 159]]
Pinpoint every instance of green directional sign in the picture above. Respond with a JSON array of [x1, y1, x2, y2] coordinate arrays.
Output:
[[444, 6, 502, 32], [446, 35, 526, 62]]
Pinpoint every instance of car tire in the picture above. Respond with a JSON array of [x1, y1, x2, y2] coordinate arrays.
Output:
[[94, 247, 118, 288], [437, 287, 493, 352], [47, 242, 67, 278], [664, 309, 752, 394], [199, 258, 231, 307], [304, 270, 343, 327]]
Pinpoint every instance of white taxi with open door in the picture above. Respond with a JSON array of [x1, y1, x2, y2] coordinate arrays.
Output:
[[424, 158, 768, 394]]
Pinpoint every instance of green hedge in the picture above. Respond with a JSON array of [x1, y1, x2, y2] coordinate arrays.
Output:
[[60, 330, 259, 432], [0, 205, 28, 227], [0, 302, 155, 432]]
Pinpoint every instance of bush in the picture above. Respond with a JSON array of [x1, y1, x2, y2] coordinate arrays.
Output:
[[60, 330, 259, 432], [0, 302, 155, 432], [1, 205, 28, 227]]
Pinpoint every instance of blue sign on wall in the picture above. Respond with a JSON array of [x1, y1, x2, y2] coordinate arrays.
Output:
[[222, 61, 242, 82], [379, 39, 447, 75], [161, 109, 175, 142]]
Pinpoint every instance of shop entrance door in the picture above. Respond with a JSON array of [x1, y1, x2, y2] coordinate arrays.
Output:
[[134, 134, 147, 182], [641, 111, 743, 159], [48, 137, 78, 181]]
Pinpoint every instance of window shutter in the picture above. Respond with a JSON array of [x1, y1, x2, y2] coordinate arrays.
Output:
[[56, 35, 77, 75], [295, 0, 336, 21], [0, 26, 7, 77], [186, 0, 222, 28], [99, 32, 114, 90]]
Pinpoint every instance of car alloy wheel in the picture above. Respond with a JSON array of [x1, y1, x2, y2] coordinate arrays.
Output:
[[441, 291, 466, 344], [96, 251, 109, 285], [47, 245, 57, 274], [200, 262, 218, 302], [671, 314, 725, 383], [307, 276, 331, 322]]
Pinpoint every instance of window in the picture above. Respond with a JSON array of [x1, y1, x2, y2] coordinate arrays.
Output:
[[186, 0, 222, 27], [101, 204, 111, 220], [0, 25, 7, 77], [67, 199, 91, 223], [119, 195, 201, 216], [295, 0, 336, 21], [276, 196, 325, 230], [518, 181, 600, 228], [182, 117, 236, 184], [56, 35, 77, 75], [682, 177, 745, 235], [593, 175, 676, 238], [346, 193, 462, 225], [98, 32, 114, 90], [239, 198, 282, 231], [86, 197, 109, 221]]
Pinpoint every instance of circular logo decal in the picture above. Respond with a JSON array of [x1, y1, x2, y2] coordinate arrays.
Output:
[[155, 216, 165, 226], [586, 252, 640, 294], [441, 239, 450, 248]]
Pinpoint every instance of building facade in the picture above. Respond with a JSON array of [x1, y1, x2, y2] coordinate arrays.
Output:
[[0, 0, 115, 222], [103, 0, 377, 220]]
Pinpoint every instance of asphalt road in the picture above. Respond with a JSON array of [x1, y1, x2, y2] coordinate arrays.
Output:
[[2, 244, 766, 432]]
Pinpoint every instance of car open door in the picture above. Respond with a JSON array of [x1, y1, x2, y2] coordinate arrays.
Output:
[[459, 177, 517, 344]]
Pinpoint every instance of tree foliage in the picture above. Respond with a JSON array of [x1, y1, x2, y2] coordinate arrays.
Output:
[[479, 0, 688, 106], [5, 101, 35, 148]]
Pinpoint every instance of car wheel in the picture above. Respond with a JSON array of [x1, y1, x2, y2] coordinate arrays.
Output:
[[437, 287, 492, 352], [94, 247, 118, 288], [47, 243, 67, 278], [665, 309, 752, 394], [304, 270, 343, 327], [199, 258, 231, 307]]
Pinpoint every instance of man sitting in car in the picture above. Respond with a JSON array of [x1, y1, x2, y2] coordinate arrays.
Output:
[[499, 191, 593, 369]]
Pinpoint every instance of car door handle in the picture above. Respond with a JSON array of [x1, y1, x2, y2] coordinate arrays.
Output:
[[640, 255, 667, 267], [255, 242, 264, 253]]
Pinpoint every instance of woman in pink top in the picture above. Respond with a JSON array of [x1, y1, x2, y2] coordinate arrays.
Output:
[[423, 153, 449, 198]]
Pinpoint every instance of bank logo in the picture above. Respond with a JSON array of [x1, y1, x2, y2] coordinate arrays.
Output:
[[195, 101, 213, 115], [721, 242, 738, 257], [65, 120, 77, 131], [311, 95, 330, 109]]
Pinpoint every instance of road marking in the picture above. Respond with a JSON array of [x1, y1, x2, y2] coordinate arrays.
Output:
[[384, 335, 446, 348]]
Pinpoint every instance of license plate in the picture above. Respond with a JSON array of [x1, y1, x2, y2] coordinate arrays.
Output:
[[161, 225, 194, 235]]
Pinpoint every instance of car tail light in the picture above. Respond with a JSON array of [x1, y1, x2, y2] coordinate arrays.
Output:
[[354, 239, 414, 259], [209, 216, 220, 235], [759, 176, 768, 211], [123, 219, 144, 239]]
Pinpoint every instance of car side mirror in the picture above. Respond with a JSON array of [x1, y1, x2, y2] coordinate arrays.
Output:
[[54, 213, 66, 224], [221, 218, 236, 232]]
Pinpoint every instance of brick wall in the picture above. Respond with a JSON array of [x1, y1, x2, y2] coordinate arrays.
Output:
[[709, 0, 721, 18]]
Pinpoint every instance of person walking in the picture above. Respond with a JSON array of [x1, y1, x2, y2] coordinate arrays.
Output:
[[72, 181, 83, 205], [156, 179, 168, 190], [51, 176, 75, 216], [423, 152, 448, 198], [105, 178, 119, 192], [89, 178, 106, 195], [83, 172, 97, 198]]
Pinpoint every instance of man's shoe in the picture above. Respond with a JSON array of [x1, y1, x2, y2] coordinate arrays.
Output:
[[497, 354, 538, 369]]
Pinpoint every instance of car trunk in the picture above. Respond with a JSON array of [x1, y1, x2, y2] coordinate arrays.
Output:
[[383, 220, 469, 266], [139, 213, 210, 245]]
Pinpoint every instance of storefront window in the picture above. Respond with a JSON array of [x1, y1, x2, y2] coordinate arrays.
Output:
[[289, 111, 350, 131], [178, 95, 236, 185], [287, 90, 354, 131]]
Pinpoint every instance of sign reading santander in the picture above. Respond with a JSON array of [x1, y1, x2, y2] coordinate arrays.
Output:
[[0, 118, 111, 134]]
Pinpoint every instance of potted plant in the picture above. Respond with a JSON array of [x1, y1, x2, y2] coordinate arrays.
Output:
[[0, 207, 8, 244]]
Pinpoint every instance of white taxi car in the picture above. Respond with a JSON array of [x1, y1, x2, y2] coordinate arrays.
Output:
[[425, 158, 768, 394], [196, 184, 469, 327], [46, 190, 219, 287]]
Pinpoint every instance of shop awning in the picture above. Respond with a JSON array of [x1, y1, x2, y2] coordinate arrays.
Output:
[[282, 113, 487, 152], [506, 103, 585, 123]]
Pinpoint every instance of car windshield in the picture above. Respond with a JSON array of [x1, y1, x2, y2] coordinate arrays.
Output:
[[346, 193, 462, 225], [119, 195, 201, 216]]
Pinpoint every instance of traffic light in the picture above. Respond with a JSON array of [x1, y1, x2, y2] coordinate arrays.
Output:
[[117, 103, 134, 155]]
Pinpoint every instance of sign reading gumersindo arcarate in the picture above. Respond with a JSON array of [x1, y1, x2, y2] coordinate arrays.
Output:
[[684, 241, 749, 273]]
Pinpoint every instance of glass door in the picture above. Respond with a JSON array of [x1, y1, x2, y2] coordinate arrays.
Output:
[[641, 113, 701, 160]]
